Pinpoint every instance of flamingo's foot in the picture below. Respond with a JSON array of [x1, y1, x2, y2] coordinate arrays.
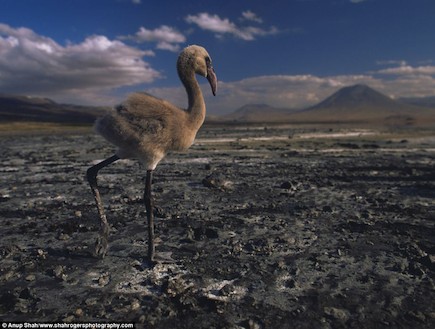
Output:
[[94, 236, 108, 259]]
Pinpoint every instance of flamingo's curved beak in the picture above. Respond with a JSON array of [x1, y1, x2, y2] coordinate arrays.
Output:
[[206, 64, 217, 96]]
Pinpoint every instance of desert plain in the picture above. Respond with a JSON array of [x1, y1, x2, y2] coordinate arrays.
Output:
[[0, 123, 434, 328]]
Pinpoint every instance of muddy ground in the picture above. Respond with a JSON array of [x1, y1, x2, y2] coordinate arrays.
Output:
[[0, 124, 434, 328]]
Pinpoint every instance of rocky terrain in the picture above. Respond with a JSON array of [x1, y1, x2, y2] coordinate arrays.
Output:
[[0, 124, 434, 328]]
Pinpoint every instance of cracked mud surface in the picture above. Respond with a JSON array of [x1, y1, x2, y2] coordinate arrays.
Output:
[[0, 125, 434, 328]]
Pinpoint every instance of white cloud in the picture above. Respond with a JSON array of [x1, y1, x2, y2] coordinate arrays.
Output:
[[0, 23, 160, 105], [376, 60, 407, 67], [186, 13, 236, 34], [132, 0, 141, 4], [119, 25, 186, 52], [350, 0, 367, 3], [185, 12, 279, 41], [155, 41, 181, 52], [372, 63, 435, 98], [417, 59, 434, 65], [376, 65, 435, 76], [241, 10, 263, 23]]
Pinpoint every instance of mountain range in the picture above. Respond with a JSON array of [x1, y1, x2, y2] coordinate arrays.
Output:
[[219, 103, 296, 122], [0, 85, 434, 126], [398, 96, 435, 109], [0, 94, 108, 124], [221, 84, 435, 125]]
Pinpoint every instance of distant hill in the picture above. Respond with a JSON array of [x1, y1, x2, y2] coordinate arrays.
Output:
[[399, 96, 435, 108], [308, 84, 399, 111], [221, 104, 297, 122], [291, 84, 416, 122], [0, 94, 108, 124]]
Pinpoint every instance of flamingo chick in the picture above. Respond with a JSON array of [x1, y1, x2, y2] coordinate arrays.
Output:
[[87, 45, 217, 263]]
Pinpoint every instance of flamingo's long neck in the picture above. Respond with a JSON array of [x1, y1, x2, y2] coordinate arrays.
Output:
[[178, 66, 206, 131]]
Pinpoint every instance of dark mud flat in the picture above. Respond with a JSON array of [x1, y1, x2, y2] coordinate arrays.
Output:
[[0, 125, 434, 328]]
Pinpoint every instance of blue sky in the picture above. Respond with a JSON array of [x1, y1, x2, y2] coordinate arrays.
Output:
[[0, 0, 434, 114]]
